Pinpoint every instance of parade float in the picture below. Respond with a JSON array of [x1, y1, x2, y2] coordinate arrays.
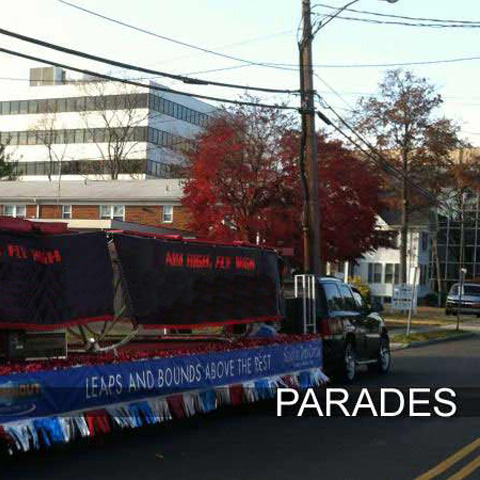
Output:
[[0, 217, 326, 454]]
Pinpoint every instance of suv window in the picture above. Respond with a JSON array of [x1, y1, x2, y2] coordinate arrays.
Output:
[[339, 285, 358, 311], [464, 285, 480, 296], [323, 283, 344, 312], [351, 290, 365, 310]]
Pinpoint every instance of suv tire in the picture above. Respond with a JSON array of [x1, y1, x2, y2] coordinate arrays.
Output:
[[342, 341, 357, 382], [368, 335, 391, 374]]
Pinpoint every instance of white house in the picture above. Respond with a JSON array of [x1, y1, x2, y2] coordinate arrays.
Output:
[[0, 67, 215, 181], [329, 210, 433, 303]]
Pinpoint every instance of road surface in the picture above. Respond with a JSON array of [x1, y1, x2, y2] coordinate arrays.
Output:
[[3, 336, 480, 480]]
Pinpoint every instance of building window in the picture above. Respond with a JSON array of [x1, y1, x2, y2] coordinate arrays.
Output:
[[368, 263, 383, 283], [112, 205, 125, 221], [19, 101, 29, 114], [18, 131, 28, 145], [100, 205, 111, 219], [419, 265, 428, 285], [62, 205, 72, 219], [3, 205, 26, 218], [162, 205, 173, 223], [421, 232, 429, 252], [100, 205, 125, 221], [385, 264, 400, 284], [1, 102, 10, 115], [28, 100, 38, 114]]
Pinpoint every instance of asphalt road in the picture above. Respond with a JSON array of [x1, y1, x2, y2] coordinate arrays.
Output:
[[3, 336, 480, 480]]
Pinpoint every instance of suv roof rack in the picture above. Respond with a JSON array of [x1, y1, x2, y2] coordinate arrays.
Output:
[[319, 276, 343, 282]]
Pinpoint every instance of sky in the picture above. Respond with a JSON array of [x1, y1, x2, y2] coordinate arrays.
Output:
[[1, 0, 480, 145]]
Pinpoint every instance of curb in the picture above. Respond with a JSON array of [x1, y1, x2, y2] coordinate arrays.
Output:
[[390, 332, 477, 351]]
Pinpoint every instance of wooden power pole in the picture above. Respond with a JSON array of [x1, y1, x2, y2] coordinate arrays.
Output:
[[299, 0, 323, 275]]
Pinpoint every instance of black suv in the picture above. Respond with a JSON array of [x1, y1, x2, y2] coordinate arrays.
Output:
[[284, 277, 391, 381]]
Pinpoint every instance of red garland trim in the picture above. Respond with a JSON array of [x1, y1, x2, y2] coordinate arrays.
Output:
[[0, 335, 321, 376]]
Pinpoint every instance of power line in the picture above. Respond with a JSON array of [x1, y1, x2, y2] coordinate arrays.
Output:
[[48, 0, 480, 72], [181, 64, 268, 77], [190, 53, 480, 71], [0, 27, 299, 95], [144, 28, 294, 71], [314, 73, 356, 111], [313, 12, 480, 29], [319, 101, 476, 211], [51, 2, 480, 71], [311, 55, 480, 69], [315, 97, 436, 202], [0, 47, 299, 111], [184, 53, 480, 72], [313, 3, 480, 25], [319, 115, 436, 203], [55, 0, 296, 73]]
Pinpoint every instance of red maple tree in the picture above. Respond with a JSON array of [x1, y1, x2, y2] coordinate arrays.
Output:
[[182, 104, 387, 266]]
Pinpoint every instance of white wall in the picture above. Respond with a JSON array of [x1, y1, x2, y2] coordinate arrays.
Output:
[[0, 77, 214, 181], [353, 226, 432, 300]]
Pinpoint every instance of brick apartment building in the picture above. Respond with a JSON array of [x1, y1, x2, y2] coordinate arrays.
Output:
[[0, 179, 192, 233]]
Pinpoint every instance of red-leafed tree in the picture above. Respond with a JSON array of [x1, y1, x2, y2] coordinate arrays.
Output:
[[182, 103, 387, 266]]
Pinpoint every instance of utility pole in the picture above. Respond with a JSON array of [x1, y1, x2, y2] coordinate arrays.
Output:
[[299, 0, 323, 275]]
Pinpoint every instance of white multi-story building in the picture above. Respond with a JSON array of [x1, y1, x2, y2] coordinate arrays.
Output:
[[0, 67, 214, 181]]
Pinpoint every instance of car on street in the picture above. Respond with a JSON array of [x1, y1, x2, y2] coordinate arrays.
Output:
[[284, 277, 391, 382], [445, 282, 480, 316]]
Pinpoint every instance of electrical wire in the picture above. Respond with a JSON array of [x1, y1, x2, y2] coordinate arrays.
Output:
[[311, 55, 480, 69], [315, 97, 436, 202], [143, 28, 294, 71], [315, 0, 361, 32], [313, 12, 480, 29], [0, 47, 299, 111], [196, 54, 480, 71], [55, 0, 297, 73], [0, 27, 299, 95], [317, 101, 476, 212], [49, 1, 480, 72], [314, 73, 356, 112], [4, 47, 480, 83], [313, 3, 480, 25]]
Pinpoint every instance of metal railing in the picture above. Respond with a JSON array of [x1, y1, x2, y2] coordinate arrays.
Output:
[[294, 274, 317, 334]]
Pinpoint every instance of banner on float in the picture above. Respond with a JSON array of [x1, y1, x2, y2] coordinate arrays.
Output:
[[0, 340, 322, 423], [113, 234, 282, 328], [0, 231, 114, 329]]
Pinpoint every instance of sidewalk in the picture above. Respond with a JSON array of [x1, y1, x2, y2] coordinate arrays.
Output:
[[388, 317, 480, 350], [389, 318, 480, 334]]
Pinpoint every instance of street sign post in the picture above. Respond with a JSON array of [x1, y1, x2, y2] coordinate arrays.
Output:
[[392, 284, 417, 313], [406, 267, 419, 337]]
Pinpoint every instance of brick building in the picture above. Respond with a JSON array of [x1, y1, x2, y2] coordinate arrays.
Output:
[[0, 179, 193, 233]]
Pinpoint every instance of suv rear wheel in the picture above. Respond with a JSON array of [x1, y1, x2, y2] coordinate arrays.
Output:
[[342, 342, 357, 382], [369, 335, 391, 374]]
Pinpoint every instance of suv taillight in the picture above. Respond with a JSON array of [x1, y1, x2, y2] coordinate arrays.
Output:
[[318, 319, 332, 337]]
